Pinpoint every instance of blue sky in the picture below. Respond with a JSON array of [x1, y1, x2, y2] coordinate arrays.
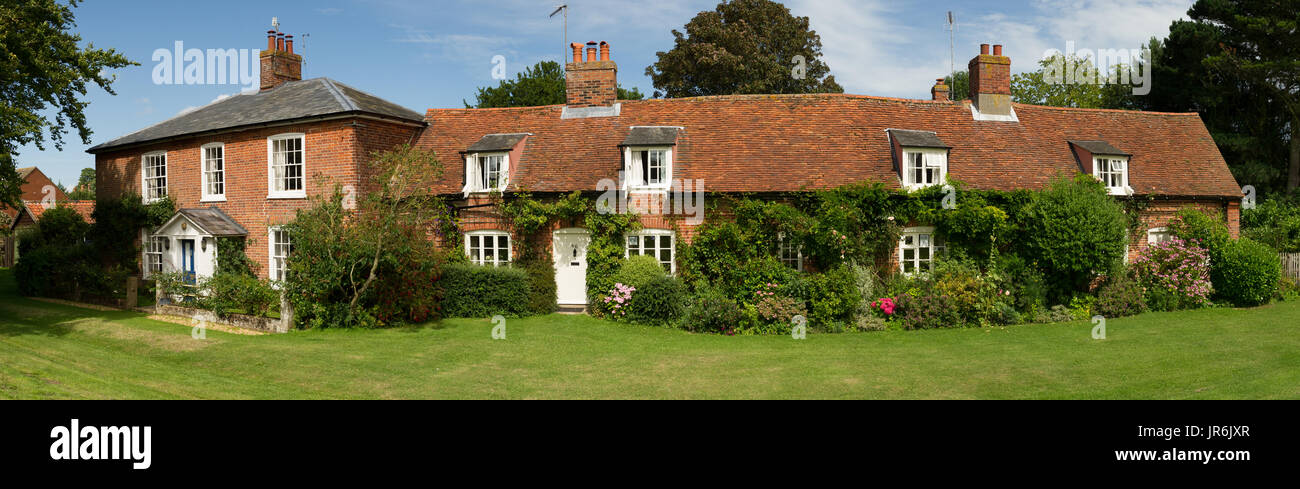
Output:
[[18, 0, 1195, 188]]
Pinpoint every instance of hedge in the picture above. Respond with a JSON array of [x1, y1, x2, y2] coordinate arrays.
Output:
[[441, 263, 532, 318]]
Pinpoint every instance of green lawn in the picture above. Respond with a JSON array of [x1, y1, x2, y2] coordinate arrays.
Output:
[[1, 269, 1297, 399]]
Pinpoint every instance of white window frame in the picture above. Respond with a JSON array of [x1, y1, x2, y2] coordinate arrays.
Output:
[[1147, 227, 1173, 245], [1093, 155, 1129, 195], [141, 151, 168, 202], [625, 229, 675, 273], [269, 226, 293, 282], [623, 146, 673, 192], [463, 152, 510, 195], [899, 226, 944, 275], [201, 142, 226, 202], [142, 230, 167, 279], [267, 133, 306, 199], [465, 230, 511, 266], [901, 148, 947, 190], [778, 232, 803, 271]]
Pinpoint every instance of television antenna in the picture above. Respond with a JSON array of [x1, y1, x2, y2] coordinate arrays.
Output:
[[946, 12, 955, 81], [550, 5, 568, 67], [272, 16, 280, 33]]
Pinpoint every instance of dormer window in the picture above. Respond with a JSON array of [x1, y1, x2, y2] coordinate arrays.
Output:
[[887, 129, 950, 191], [1094, 156, 1129, 195], [903, 149, 947, 189], [625, 147, 672, 190], [463, 133, 528, 195]]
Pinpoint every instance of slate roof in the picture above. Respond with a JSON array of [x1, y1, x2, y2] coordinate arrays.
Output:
[[1069, 140, 1130, 156], [169, 208, 248, 237], [888, 129, 949, 148], [621, 126, 681, 146], [88, 78, 425, 153], [467, 133, 529, 153], [418, 94, 1240, 198]]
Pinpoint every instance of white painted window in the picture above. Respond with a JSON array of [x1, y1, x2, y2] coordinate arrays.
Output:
[[466, 231, 511, 266], [624, 147, 672, 190], [269, 227, 293, 281], [1147, 227, 1173, 245], [778, 233, 803, 271], [626, 229, 675, 273], [268, 133, 305, 198], [1094, 156, 1129, 195], [201, 143, 225, 201], [463, 153, 509, 194], [902, 148, 947, 190], [143, 232, 166, 278], [899, 226, 944, 275], [142, 152, 168, 202]]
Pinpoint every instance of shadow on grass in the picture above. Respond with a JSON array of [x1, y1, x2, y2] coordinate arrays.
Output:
[[0, 269, 158, 338]]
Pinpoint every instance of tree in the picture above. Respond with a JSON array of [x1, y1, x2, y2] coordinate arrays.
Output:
[[466, 61, 644, 108], [943, 71, 970, 101], [0, 0, 136, 210], [1011, 53, 1138, 109], [67, 167, 95, 200], [645, 0, 843, 98], [1187, 0, 1300, 191], [1018, 175, 1130, 302]]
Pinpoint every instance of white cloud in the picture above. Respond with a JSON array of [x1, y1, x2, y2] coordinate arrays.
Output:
[[176, 93, 234, 116]]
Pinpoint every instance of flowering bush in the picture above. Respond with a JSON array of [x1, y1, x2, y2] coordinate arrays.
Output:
[[600, 283, 636, 319], [869, 297, 896, 317], [893, 292, 960, 330], [1131, 237, 1212, 311]]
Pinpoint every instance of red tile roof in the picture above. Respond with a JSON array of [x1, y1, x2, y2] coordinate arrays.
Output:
[[418, 94, 1240, 198], [17, 201, 95, 226]]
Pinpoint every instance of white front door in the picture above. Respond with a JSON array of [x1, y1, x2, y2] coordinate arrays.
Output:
[[553, 229, 591, 305]]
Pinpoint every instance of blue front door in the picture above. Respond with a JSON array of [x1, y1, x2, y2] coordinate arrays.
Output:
[[180, 239, 196, 284]]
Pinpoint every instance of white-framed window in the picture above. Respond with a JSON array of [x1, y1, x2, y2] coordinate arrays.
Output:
[[142, 151, 168, 202], [268, 133, 305, 198], [466, 231, 511, 266], [626, 229, 675, 273], [463, 153, 509, 194], [201, 143, 225, 201], [902, 148, 947, 190], [1147, 227, 1173, 245], [1094, 156, 1129, 195], [142, 231, 167, 278], [778, 233, 803, 271], [899, 226, 944, 275], [269, 227, 293, 281], [624, 147, 672, 191]]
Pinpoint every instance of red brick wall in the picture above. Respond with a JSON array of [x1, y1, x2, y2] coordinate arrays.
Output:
[[96, 117, 420, 278], [1125, 199, 1235, 261], [565, 60, 617, 108]]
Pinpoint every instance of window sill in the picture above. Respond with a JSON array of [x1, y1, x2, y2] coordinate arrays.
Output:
[[267, 193, 307, 200], [200, 196, 227, 203]]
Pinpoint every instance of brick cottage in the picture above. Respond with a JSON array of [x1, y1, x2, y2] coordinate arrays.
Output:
[[90, 32, 1242, 309]]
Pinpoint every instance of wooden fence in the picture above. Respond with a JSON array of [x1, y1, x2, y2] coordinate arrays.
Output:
[[1283, 253, 1300, 281]]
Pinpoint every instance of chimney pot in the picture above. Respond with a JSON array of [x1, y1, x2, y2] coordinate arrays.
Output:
[[993, 44, 1003, 56], [570, 42, 583, 64], [931, 78, 951, 102], [980, 43, 990, 55], [267, 30, 277, 51], [585, 41, 597, 62], [285, 35, 294, 54], [261, 30, 302, 91], [276, 33, 285, 52], [599, 41, 610, 61]]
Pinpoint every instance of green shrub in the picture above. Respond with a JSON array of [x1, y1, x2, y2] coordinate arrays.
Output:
[[1095, 275, 1147, 318], [625, 275, 686, 325], [1018, 175, 1128, 301], [1168, 208, 1231, 255], [807, 264, 858, 331], [441, 264, 532, 318], [680, 285, 745, 335], [931, 256, 1000, 325], [613, 254, 668, 289], [1131, 237, 1212, 311], [1275, 276, 1300, 302], [995, 254, 1048, 314], [521, 260, 557, 315], [200, 273, 278, 317], [1241, 198, 1300, 253], [1213, 238, 1280, 307], [894, 292, 960, 330]]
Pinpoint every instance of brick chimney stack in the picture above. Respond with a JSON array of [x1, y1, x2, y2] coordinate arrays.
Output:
[[260, 29, 303, 91], [566, 41, 618, 108], [968, 43, 1011, 116], [931, 78, 950, 102]]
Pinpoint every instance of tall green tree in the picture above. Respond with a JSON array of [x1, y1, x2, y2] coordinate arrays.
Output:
[[0, 0, 136, 209], [645, 0, 843, 98], [943, 71, 970, 101], [1011, 53, 1140, 109], [1187, 0, 1300, 191], [68, 167, 95, 200], [466, 61, 644, 108]]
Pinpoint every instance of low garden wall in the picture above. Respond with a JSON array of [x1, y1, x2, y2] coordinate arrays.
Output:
[[154, 304, 291, 334]]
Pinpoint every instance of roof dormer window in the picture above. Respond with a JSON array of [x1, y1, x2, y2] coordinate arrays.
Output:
[[1094, 156, 1129, 195], [625, 147, 672, 191], [888, 129, 950, 191], [463, 133, 527, 195]]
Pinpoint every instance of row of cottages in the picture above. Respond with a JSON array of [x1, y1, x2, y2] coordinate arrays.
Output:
[[90, 30, 1242, 309], [2, 167, 94, 267]]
